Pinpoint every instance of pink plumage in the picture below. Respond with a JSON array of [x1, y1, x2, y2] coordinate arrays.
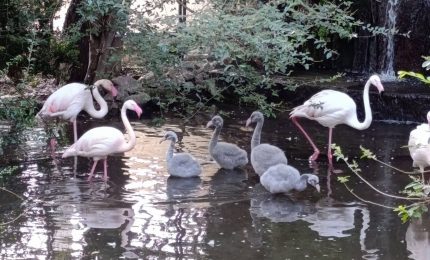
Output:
[[37, 79, 118, 142], [62, 100, 142, 180]]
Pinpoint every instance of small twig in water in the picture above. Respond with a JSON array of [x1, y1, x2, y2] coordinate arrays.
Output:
[[360, 145, 427, 175], [333, 144, 423, 201], [0, 187, 25, 226]]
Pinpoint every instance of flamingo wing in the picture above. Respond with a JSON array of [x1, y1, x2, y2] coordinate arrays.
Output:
[[260, 164, 300, 193], [290, 90, 356, 127], [38, 83, 89, 121], [63, 126, 125, 158], [212, 142, 248, 168], [251, 144, 288, 176], [213, 142, 239, 157], [169, 153, 201, 177]]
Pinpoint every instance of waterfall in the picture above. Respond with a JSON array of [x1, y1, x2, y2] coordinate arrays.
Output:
[[381, 0, 400, 80]]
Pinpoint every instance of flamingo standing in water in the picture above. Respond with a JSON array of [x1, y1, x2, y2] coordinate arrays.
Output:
[[408, 111, 430, 182], [37, 79, 118, 143], [290, 75, 384, 166], [62, 100, 142, 180]]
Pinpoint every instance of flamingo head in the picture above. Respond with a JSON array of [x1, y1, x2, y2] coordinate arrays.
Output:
[[306, 174, 320, 192], [369, 75, 384, 93], [206, 115, 223, 128], [160, 131, 178, 144], [124, 100, 143, 118], [94, 79, 118, 97], [246, 111, 264, 127]]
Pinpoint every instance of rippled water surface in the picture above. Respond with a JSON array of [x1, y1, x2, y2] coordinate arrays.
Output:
[[0, 111, 429, 259]]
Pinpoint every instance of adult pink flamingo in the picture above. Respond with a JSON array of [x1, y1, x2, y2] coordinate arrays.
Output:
[[62, 100, 142, 180], [290, 75, 384, 166], [36, 79, 118, 143], [408, 111, 430, 181]]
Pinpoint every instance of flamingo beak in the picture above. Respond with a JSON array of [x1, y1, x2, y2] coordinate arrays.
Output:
[[314, 184, 320, 192], [376, 82, 384, 93], [206, 121, 213, 128], [134, 105, 143, 118], [159, 137, 166, 144], [246, 118, 252, 127], [111, 85, 118, 97]]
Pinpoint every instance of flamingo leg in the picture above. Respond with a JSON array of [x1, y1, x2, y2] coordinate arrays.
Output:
[[291, 117, 320, 161], [327, 127, 334, 165], [103, 159, 109, 181], [420, 166, 425, 184], [73, 156, 78, 178], [88, 160, 99, 181], [73, 119, 78, 143]]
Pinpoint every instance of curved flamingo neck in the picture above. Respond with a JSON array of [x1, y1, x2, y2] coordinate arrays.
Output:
[[251, 119, 263, 150], [209, 126, 221, 153], [119, 105, 136, 152], [84, 87, 109, 118], [347, 79, 373, 130], [166, 140, 175, 163]]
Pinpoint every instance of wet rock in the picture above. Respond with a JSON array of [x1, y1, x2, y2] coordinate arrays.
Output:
[[111, 75, 146, 102], [127, 93, 151, 105], [395, 1, 430, 70], [336, 0, 430, 73], [138, 71, 155, 81], [182, 70, 195, 81]]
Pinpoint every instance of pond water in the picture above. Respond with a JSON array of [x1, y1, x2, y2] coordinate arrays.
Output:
[[0, 110, 429, 260]]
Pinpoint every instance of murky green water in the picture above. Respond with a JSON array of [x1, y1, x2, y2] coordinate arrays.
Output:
[[0, 110, 429, 259]]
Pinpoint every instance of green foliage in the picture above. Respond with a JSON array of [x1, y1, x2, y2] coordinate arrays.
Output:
[[0, 98, 37, 127], [401, 177, 430, 198], [126, 0, 387, 116], [332, 144, 430, 223], [0, 166, 19, 181], [360, 145, 376, 160], [394, 204, 428, 224], [0, 0, 64, 78], [398, 57, 430, 84], [337, 175, 350, 183], [76, 0, 131, 35]]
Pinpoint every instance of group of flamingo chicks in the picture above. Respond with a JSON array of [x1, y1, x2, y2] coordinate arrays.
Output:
[[36, 74, 429, 194]]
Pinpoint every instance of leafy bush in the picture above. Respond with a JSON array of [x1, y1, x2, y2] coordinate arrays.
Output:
[[126, 0, 388, 116], [398, 57, 430, 84], [0, 98, 37, 127], [0, 0, 64, 78]]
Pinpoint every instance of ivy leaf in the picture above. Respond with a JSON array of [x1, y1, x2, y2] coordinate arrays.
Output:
[[337, 176, 350, 183], [360, 146, 376, 159]]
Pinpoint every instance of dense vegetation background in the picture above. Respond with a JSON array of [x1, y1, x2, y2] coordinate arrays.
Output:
[[0, 0, 393, 118]]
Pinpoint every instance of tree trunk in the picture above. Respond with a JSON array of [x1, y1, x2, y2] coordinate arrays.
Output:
[[63, 0, 123, 84], [63, 0, 88, 82], [84, 14, 121, 84]]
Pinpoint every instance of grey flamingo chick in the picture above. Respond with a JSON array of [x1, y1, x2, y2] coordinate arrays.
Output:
[[260, 164, 320, 194], [206, 115, 248, 169], [246, 111, 288, 176], [160, 131, 202, 178]]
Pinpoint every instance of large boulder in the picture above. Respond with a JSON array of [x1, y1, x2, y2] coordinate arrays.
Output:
[[111, 75, 151, 105]]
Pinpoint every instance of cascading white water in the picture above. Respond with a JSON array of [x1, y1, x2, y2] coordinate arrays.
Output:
[[381, 0, 400, 81]]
